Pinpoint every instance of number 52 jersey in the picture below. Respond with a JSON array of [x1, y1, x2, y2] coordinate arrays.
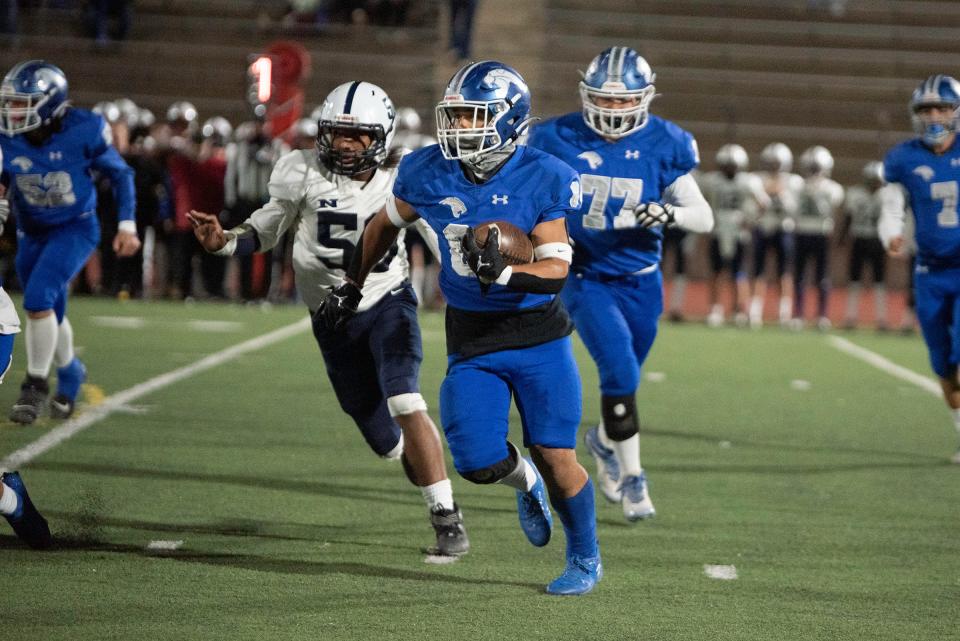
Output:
[[243, 148, 418, 312]]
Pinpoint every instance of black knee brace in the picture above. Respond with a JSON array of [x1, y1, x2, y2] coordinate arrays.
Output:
[[460, 444, 519, 484], [602, 394, 639, 442]]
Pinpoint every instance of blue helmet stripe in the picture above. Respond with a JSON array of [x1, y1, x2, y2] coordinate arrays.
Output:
[[343, 81, 360, 114]]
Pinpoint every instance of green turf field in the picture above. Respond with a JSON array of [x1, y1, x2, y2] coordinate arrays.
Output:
[[1, 297, 957, 641]]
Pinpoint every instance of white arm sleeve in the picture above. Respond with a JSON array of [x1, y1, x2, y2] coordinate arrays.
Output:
[[878, 183, 907, 249], [663, 173, 714, 233], [244, 197, 299, 252]]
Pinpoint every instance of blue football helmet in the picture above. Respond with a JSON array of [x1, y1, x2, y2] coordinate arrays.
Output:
[[435, 60, 533, 162], [0, 60, 69, 136], [580, 47, 656, 139], [909, 74, 960, 147]]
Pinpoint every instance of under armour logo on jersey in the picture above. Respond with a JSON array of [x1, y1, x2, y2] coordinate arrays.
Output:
[[11, 156, 32, 171], [952, 158, 960, 167], [578, 151, 603, 169], [625, 150, 640, 160], [440, 196, 467, 218], [48, 151, 62, 162], [318, 199, 339, 208], [492, 194, 509, 205], [912, 165, 935, 181]]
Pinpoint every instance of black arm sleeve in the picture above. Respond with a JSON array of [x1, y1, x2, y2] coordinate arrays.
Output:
[[233, 233, 261, 256], [506, 271, 566, 294]]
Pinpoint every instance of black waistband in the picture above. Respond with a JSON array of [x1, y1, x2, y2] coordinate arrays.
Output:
[[446, 296, 573, 360]]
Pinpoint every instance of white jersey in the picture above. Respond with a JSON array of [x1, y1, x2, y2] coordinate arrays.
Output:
[[698, 171, 767, 255], [240, 149, 419, 313], [754, 171, 805, 234], [795, 176, 844, 236], [842, 184, 882, 239]]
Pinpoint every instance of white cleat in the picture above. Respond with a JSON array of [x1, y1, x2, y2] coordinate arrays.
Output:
[[816, 316, 832, 331], [583, 426, 622, 503], [707, 305, 724, 328], [621, 472, 656, 522]]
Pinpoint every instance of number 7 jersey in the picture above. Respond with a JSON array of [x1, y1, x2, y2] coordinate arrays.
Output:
[[883, 138, 960, 267], [244, 148, 414, 312]]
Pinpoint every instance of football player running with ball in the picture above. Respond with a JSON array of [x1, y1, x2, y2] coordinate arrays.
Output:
[[188, 81, 469, 557], [321, 61, 602, 595], [879, 74, 960, 464], [528, 47, 713, 522]]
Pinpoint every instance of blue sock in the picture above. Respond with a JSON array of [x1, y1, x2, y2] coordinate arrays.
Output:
[[0, 333, 14, 382], [551, 478, 599, 558]]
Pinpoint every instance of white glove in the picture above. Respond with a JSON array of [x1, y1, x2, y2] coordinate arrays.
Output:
[[635, 202, 675, 229], [0, 198, 10, 236]]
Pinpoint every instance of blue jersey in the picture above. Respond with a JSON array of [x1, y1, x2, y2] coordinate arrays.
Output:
[[528, 113, 699, 276], [1, 108, 135, 234], [884, 138, 960, 268], [393, 144, 581, 312]]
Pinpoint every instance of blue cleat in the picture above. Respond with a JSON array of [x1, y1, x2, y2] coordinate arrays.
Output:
[[516, 458, 552, 547], [51, 357, 86, 419], [2, 471, 53, 549], [584, 425, 621, 503], [546, 554, 603, 595]]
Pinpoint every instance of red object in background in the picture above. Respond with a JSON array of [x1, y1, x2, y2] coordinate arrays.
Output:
[[258, 40, 311, 144]]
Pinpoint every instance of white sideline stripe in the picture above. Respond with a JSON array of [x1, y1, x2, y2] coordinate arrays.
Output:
[[0, 317, 311, 473], [827, 335, 941, 397]]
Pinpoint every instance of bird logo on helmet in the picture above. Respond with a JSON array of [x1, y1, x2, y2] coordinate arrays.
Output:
[[0, 60, 70, 136], [579, 46, 656, 139], [435, 60, 534, 162], [315, 80, 396, 176], [909, 74, 960, 148]]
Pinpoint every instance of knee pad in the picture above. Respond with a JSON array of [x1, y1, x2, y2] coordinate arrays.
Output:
[[386, 392, 427, 417], [460, 447, 518, 485], [602, 394, 639, 442]]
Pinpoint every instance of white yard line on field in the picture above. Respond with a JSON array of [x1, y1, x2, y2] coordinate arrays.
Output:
[[827, 335, 941, 397], [0, 317, 311, 473]]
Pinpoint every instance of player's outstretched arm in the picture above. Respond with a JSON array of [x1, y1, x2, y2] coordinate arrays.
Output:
[[640, 173, 714, 233]]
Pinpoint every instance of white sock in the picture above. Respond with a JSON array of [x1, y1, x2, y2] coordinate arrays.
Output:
[[0, 482, 19, 515], [421, 479, 455, 512], [749, 295, 763, 319], [846, 283, 861, 321], [54, 317, 75, 368], [779, 296, 792, 322], [602, 424, 642, 477], [670, 276, 687, 311], [26, 314, 58, 379], [952, 408, 960, 438], [875, 286, 887, 324], [498, 448, 537, 492]]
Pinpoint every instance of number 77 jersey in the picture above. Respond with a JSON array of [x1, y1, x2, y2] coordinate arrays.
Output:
[[528, 112, 700, 276], [883, 138, 960, 267], [243, 148, 411, 312]]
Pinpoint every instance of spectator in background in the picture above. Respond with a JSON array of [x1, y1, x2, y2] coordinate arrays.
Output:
[[86, 0, 133, 47], [841, 161, 888, 330], [0, 0, 17, 35], [449, 0, 477, 62], [223, 119, 280, 300]]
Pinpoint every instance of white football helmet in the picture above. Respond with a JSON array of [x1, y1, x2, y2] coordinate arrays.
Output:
[[760, 142, 793, 173], [715, 143, 748, 173], [799, 145, 834, 177], [201, 116, 232, 146], [316, 80, 396, 175], [862, 160, 884, 186]]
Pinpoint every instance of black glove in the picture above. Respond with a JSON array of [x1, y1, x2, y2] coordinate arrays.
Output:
[[461, 227, 507, 286], [316, 281, 363, 331], [635, 202, 675, 229]]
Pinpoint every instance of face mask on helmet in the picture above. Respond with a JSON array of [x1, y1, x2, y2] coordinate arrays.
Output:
[[716, 144, 748, 177], [435, 61, 533, 164], [316, 81, 395, 176], [799, 146, 834, 178], [0, 60, 69, 136], [580, 47, 656, 139], [909, 75, 960, 148]]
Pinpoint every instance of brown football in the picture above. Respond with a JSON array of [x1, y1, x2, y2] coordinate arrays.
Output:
[[472, 221, 535, 266]]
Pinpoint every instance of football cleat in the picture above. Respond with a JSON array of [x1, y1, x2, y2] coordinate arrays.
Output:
[[516, 458, 552, 547], [429, 503, 470, 557], [583, 426, 621, 503], [1, 471, 53, 549], [621, 472, 656, 521], [545, 554, 603, 596], [706, 305, 724, 328], [50, 357, 86, 419], [9, 375, 49, 425]]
